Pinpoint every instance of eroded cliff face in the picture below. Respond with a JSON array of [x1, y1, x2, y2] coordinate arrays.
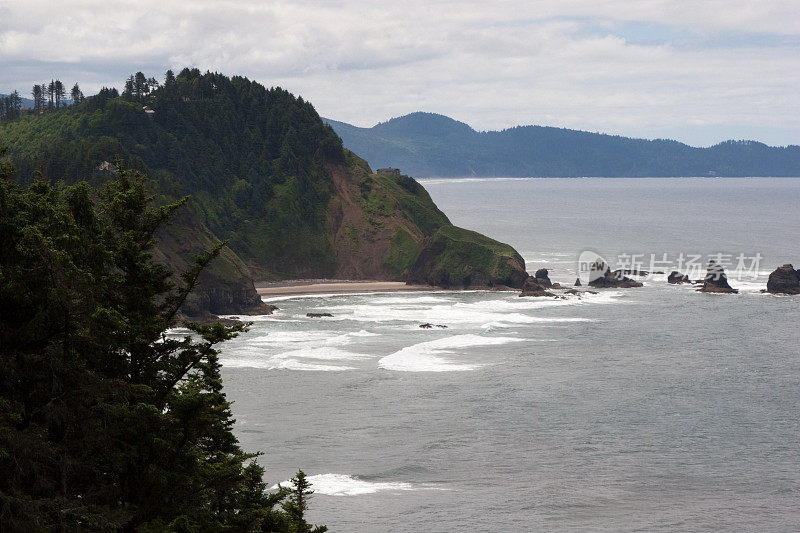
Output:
[[152, 207, 273, 322], [324, 153, 529, 288], [325, 153, 450, 280]]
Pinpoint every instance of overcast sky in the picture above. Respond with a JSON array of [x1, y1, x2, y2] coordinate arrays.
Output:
[[1, 0, 799, 146]]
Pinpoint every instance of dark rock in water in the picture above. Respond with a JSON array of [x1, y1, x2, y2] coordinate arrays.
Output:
[[667, 271, 691, 284], [519, 276, 556, 297], [564, 289, 581, 295], [766, 264, 800, 294], [697, 261, 738, 293], [534, 268, 553, 287], [550, 282, 563, 289], [419, 323, 447, 329], [307, 312, 334, 318], [588, 260, 643, 288], [574, 278, 582, 286]]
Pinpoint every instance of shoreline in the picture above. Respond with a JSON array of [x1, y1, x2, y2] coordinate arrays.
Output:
[[255, 280, 436, 297]]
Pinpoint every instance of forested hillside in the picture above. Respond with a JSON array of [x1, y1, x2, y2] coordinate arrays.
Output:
[[325, 112, 800, 177], [0, 70, 529, 319]]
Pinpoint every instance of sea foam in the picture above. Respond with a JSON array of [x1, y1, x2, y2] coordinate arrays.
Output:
[[378, 334, 524, 372], [272, 473, 434, 496]]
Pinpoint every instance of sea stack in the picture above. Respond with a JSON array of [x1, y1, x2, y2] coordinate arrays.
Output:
[[766, 264, 800, 294], [667, 271, 691, 284], [519, 276, 556, 297], [574, 277, 582, 286], [587, 260, 643, 288], [534, 268, 553, 287], [697, 261, 738, 293]]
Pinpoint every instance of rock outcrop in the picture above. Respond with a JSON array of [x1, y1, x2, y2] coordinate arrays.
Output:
[[667, 271, 691, 284], [407, 225, 529, 289], [697, 261, 738, 293], [766, 264, 800, 294], [154, 207, 274, 323], [534, 268, 553, 287], [587, 260, 643, 288], [519, 276, 556, 297]]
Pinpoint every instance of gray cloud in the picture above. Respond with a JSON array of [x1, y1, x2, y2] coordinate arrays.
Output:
[[1, 0, 798, 146]]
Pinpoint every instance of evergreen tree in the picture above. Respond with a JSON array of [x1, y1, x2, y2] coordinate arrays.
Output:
[[281, 471, 328, 533], [31, 84, 43, 114], [54, 80, 65, 108], [124, 75, 135, 99], [0, 155, 326, 531], [70, 83, 83, 106], [134, 71, 147, 100], [47, 79, 55, 109]]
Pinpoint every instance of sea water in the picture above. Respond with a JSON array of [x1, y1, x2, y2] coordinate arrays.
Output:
[[220, 178, 800, 531]]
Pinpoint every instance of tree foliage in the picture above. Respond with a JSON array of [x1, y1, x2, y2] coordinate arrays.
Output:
[[0, 155, 324, 531], [0, 69, 346, 278]]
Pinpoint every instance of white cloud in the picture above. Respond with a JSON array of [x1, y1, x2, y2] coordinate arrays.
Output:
[[1, 0, 799, 146]]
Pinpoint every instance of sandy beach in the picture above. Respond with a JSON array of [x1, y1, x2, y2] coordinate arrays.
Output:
[[255, 280, 435, 297]]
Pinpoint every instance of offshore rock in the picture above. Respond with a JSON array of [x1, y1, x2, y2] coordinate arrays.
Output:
[[519, 276, 556, 297], [697, 261, 738, 293], [766, 264, 800, 294], [667, 271, 691, 284], [587, 260, 643, 288]]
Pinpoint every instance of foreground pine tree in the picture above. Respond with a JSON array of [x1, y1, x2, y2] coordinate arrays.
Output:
[[0, 154, 324, 531]]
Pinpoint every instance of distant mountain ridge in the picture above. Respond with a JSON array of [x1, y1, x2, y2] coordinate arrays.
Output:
[[324, 112, 800, 177]]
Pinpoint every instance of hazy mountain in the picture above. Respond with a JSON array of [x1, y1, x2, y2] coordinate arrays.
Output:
[[324, 112, 800, 177]]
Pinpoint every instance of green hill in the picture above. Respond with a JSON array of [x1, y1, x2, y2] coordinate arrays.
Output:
[[0, 71, 529, 319], [324, 112, 800, 177]]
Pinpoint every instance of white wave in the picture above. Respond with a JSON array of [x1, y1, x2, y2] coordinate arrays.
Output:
[[273, 473, 432, 496], [249, 329, 378, 348], [249, 331, 337, 344], [348, 329, 380, 337], [319, 294, 604, 326], [220, 357, 353, 371], [277, 346, 374, 361], [378, 334, 524, 372], [368, 295, 454, 305], [728, 279, 767, 293], [220, 343, 371, 371]]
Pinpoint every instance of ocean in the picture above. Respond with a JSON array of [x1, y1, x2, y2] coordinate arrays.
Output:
[[218, 178, 800, 531]]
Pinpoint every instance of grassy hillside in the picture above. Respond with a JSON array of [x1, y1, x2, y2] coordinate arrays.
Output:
[[407, 225, 528, 288], [325, 112, 800, 177]]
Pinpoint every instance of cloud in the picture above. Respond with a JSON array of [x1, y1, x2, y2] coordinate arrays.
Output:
[[1, 0, 798, 146]]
